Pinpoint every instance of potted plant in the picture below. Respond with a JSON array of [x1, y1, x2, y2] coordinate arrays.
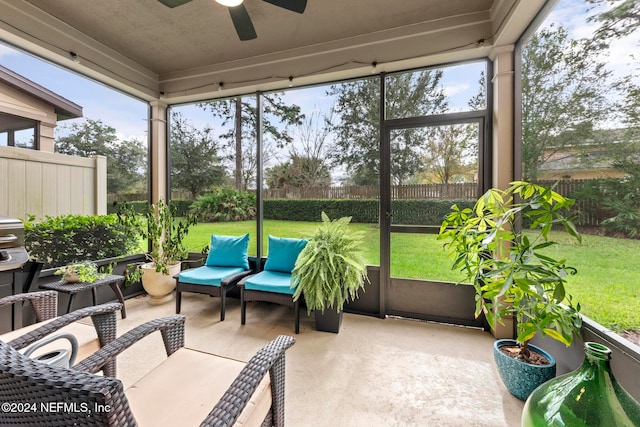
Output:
[[118, 199, 196, 304], [54, 261, 106, 283], [438, 181, 583, 400], [291, 212, 369, 333]]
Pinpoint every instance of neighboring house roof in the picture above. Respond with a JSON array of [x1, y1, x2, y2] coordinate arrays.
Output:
[[539, 127, 640, 174], [539, 147, 615, 174], [0, 64, 82, 121]]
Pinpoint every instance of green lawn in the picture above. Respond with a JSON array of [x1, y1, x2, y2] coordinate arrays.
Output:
[[535, 231, 640, 333], [183, 221, 640, 333]]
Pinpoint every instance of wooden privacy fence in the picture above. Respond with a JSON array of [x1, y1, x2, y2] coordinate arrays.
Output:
[[0, 147, 106, 220], [114, 180, 588, 203], [263, 183, 479, 200], [264, 180, 589, 200], [264, 185, 380, 199], [537, 179, 599, 227]]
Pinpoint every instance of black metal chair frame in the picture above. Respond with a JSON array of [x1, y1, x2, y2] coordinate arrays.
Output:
[[239, 274, 301, 334], [176, 270, 252, 321]]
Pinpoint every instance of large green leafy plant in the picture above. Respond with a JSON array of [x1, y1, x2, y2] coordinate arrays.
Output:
[[117, 199, 196, 275], [147, 199, 196, 272], [438, 181, 583, 362], [292, 212, 369, 314]]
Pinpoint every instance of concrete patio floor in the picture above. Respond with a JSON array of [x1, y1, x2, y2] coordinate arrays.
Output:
[[106, 293, 524, 426]]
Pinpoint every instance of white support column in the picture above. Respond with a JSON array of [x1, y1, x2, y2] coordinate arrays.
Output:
[[149, 100, 168, 203], [491, 46, 516, 191], [490, 45, 516, 340]]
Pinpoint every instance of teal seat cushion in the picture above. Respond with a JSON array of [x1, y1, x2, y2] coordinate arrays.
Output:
[[205, 233, 250, 270], [244, 271, 296, 295], [178, 266, 245, 286], [263, 235, 307, 273]]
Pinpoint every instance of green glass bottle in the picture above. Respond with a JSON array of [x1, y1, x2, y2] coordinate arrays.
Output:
[[522, 342, 640, 427]]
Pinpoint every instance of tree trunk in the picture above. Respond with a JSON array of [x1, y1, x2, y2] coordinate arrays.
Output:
[[235, 98, 243, 190]]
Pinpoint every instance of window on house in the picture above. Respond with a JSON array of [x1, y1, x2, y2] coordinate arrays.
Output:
[[0, 112, 38, 149]]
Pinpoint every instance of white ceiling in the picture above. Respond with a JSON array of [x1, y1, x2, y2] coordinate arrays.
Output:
[[0, 0, 547, 103]]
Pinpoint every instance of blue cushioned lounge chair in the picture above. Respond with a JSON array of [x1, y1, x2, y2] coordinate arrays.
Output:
[[239, 236, 307, 334], [176, 234, 252, 321]]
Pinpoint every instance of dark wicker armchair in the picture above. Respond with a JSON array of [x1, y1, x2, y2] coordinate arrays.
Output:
[[0, 314, 295, 426], [0, 290, 121, 376]]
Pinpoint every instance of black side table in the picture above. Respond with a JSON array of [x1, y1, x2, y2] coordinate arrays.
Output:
[[40, 274, 127, 319]]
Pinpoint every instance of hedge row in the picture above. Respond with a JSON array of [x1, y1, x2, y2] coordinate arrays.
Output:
[[107, 198, 475, 224], [107, 199, 193, 216], [263, 198, 475, 224], [24, 214, 140, 269]]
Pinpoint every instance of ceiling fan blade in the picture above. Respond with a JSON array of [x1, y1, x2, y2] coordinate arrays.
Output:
[[229, 5, 257, 41], [157, 0, 193, 8], [263, 0, 307, 14]]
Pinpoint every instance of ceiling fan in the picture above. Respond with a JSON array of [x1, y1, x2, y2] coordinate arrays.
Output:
[[158, 0, 307, 41]]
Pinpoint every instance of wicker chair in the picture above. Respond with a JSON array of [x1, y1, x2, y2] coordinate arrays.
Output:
[[0, 314, 295, 427], [0, 291, 121, 376]]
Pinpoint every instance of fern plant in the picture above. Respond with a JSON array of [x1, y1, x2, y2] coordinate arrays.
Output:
[[292, 212, 369, 314]]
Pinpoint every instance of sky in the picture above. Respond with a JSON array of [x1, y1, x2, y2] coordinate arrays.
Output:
[[0, 43, 149, 141], [0, 0, 638, 145], [548, 0, 639, 80]]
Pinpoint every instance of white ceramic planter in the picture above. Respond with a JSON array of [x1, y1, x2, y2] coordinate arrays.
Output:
[[140, 262, 181, 305]]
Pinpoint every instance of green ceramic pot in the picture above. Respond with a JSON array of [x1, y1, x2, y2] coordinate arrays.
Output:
[[522, 342, 640, 426]]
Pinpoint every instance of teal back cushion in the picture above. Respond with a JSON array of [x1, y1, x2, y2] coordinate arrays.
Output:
[[205, 233, 250, 270], [263, 235, 307, 273]]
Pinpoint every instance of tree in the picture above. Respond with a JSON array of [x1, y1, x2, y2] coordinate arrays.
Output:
[[111, 138, 147, 194], [265, 155, 331, 189], [328, 71, 447, 185], [419, 72, 485, 185], [268, 110, 335, 188], [587, 0, 640, 44], [199, 94, 304, 190], [615, 77, 640, 129], [423, 124, 476, 184], [522, 24, 612, 180], [55, 119, 146, 194], [169, 112, 227, 198], [56, 118, 118, 156]]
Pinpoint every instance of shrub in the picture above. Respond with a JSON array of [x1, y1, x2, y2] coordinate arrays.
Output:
[[108, 200, 194, 216], [170, 199, 194, 217], [263, 199, 475, 224], [107, 200, 148, 215], [574, 171, 640, 238], [264, 199, 378, 223], [190, 187, 256, 222], [24, 214, 141, 269]]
